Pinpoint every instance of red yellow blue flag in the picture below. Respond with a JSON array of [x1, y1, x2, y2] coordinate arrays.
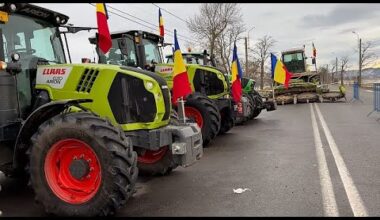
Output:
[[96, 3, 112, 54], [172, 29, 192, 104], [231, 42, 243, 103], [271, 53, 292, 89], [159, 8, 164, 38]]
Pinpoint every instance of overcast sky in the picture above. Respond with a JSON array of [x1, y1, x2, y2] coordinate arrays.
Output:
[[36, 3, 380, 70]]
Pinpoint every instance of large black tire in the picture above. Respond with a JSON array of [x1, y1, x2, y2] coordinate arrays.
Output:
[[250, 91, 263, 119], [136, 110, 179, 176], [245, 93, 256, 120], [184, 92, 221, 147], [218, 107, 234, 135], [29, 112, 138, 216]]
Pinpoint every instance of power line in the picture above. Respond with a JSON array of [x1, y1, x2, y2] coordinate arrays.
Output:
[[151, 3, 189, 25], [90, 3, 195, 44]]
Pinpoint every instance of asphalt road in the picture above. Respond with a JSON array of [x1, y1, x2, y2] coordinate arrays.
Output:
[[1, 86, 379, 217]]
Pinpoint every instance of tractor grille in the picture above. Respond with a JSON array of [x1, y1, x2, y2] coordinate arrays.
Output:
[[76, 68, 99, 93], [162, 86, 170, 121], [108, 73, 156, 124]]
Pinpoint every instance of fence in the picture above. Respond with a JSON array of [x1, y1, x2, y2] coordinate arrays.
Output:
[[367, 83, 380, 117]]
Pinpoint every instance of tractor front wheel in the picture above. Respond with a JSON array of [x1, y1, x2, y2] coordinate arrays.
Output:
[[136, 110, 180, 176], [184, 92, 221, 146], [29, 112, 138, 216]]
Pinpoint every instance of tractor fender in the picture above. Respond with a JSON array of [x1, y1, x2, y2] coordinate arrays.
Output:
[[12, 99, 92, 171]]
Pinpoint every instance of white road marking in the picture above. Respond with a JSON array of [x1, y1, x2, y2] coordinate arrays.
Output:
[[314, 103, 368, 217], [310, 104, 339, 216]]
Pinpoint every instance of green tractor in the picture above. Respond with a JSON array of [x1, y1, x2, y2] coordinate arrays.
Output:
[[0, 3, 202, 216], [166, 50, 255, 125], [241, 77, 276, 119], [166, 51, 275, 120], [89, 30, 253, 146]]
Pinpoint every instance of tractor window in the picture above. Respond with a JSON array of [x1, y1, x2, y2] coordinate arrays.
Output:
[[283, 52, 303, 62], [193, 69, 225, 96], [143, 38, 162, 64], [99, 37, 137, 67], [166, 56, 174, 63]]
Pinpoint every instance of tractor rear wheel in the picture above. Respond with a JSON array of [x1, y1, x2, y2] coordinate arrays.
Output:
[[245, 93, 256, 120], [184, 92, 221, 147], [136, 110, 180, 176], [29, 112, 138, 216], [250, 91, 263, 119]]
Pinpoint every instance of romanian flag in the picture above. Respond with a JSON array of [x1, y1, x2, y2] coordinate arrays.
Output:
[[231, 43, 243, 103], [312, 42, 316, 58], [172, 29, 192, 104], [96, 3, 112, 54], [159, 8, 164, 38], [271, 53, 292, 89]]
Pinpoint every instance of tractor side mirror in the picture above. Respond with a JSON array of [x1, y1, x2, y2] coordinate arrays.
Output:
[[118, 38, 129, 56], [3, 53, 22, 75]]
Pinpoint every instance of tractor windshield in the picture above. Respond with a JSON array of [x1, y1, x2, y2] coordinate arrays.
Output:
[[142, 38, 162, 64], [166, 54, 205, 65], [282, 52, 305, 73], [99, 37, 138, 66], [0, 13, 65, 116]]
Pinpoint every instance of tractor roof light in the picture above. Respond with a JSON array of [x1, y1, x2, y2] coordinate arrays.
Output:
[[55, 16, 61, 24]]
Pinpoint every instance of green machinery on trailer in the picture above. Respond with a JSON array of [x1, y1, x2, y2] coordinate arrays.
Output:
[[0, 3, 202, 216], [269, 47, 345, 104], [89, 30, 257, 146]]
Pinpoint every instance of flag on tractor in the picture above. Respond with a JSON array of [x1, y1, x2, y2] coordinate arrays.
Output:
[[172, 29, 192, 104], [312, 42, 316, 58], [231, 42, 243, 103], [159, 8, 164, 38], [271, 53, 292, 89], [96, 3, 112, 54]]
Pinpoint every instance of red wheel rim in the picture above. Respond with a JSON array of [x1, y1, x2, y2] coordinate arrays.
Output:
[[138, 146, 168, 164], [184, 107, 204, 128], [44, 139, 102, 205]]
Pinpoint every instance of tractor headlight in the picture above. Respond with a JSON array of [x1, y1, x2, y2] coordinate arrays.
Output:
[[145, 81, 154, 90], [0, 3, 5, 7]]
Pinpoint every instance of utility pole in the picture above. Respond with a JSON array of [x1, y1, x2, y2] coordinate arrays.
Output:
[[335, 57, 338, 83], [340, 59, 343, 86], [245, 37, 248, 75], [326, 64, 329, 84], [358, 38, 362, 87]]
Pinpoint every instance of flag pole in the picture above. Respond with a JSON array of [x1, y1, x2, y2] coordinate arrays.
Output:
[[177, 96, 186, 125]]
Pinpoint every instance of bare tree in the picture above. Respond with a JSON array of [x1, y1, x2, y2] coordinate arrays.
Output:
[[215, 23, 245, 73], [251, 35, 276, 89], [360, 41, 377, 69], [187, 4, 243, 62], [318, 65, 328, 84], [340, 56, 350, 85]]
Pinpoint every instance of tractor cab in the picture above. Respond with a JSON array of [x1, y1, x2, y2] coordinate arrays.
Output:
[[89, 30, 163, 72], [281, 48, 319, 83], [0, 3, 68, 122], [0, 3, 68, 146]]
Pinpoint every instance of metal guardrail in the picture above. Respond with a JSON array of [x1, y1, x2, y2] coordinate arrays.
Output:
[[367, 83, 380, 119], [350, 82, 363, 103]]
